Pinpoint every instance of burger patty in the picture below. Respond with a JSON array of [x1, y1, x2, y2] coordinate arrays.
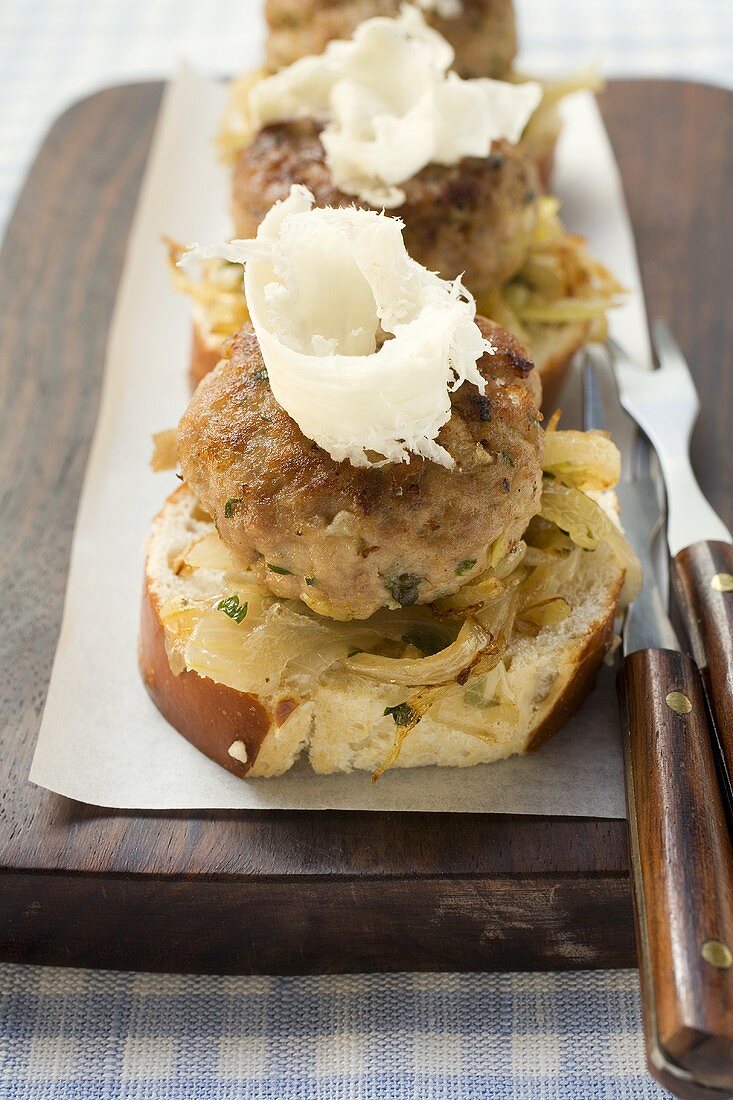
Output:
[[264, 0, 518, 79], [177, 317, 544, 621], [232, 122, 540, 300]]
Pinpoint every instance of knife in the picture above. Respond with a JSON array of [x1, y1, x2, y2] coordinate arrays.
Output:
[[610, 322, 733, 803], [584, 353, 733, 1097]]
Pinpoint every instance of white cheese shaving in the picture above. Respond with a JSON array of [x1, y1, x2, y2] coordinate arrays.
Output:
[[181, 186, 493, 469], [247, 9, 542, 208], [416, 0, 462, 17]]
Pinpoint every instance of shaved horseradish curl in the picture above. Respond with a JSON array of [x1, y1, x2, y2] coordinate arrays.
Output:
[[181, 186, 493, 468], [415, 0, 462, 16], [247, 8, 542, 207]]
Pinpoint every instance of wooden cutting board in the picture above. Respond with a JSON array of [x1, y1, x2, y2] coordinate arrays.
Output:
[[0, 80, 731, 975]]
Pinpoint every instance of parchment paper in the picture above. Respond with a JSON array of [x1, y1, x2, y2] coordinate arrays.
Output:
[[29, 67, 650, 813]]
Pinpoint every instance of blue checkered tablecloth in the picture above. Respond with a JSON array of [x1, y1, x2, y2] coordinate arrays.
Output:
[[2, 967, 663, 1099], [1, 1, 731, 1097]]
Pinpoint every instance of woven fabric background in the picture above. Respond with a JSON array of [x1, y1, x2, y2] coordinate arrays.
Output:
[[2, 967, 664, 1099], [0, 0, 731, 1096]]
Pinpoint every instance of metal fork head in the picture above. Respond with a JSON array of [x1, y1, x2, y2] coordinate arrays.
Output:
[[609, 322, 731, 554], [650, 319, 701, 415], [608, 325, 699, 453]]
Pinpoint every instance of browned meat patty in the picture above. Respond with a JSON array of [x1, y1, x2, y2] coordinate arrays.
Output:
[[264, 0, 517, 79], [178, 317, 544, 621], [231, 121, 540, 300]]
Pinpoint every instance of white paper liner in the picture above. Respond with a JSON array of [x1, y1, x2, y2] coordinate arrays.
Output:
[[29, 66, 650, 813]]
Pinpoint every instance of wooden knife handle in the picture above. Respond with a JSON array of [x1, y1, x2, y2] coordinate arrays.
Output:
[[673, 540, 733, 793], [620, 647, 733, 1093]]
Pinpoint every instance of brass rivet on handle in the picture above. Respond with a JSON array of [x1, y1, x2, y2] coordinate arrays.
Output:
[[665, 691, 692, 715], [711, 572, 733, 592], [701, 940, 733, 969]]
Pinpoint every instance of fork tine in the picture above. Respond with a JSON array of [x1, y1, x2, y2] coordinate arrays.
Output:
[[605, 336, 654, 422], [650, 319, 700, 408], [651, 318, 689, 371], [606, 335, 637, 370]]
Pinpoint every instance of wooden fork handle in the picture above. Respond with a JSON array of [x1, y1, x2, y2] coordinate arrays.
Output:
[[673, 540, 733, 794], [620, 647, 733, 1093]]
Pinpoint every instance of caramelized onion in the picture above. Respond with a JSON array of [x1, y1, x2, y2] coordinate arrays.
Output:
[[542, 429, 621, 491], [182, 532, 239, 571], [345, 618, 492, 685], [540, 482, 641, 605]]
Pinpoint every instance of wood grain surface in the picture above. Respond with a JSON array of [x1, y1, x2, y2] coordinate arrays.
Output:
[[0, 80, 731, 974]]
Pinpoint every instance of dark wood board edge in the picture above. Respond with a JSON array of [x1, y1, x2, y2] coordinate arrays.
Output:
[[0, 871, 634, 973], [0, 78, 730, 973]]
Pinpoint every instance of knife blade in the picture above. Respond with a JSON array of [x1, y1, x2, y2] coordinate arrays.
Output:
[[609, 323, 733, 799]]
